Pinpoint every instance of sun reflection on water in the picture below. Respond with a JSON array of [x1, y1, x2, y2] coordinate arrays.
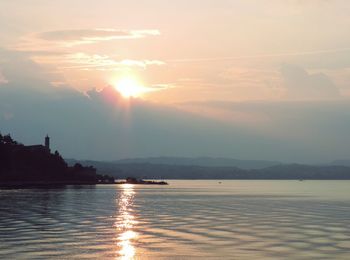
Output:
[[115, 184, 138, 259]]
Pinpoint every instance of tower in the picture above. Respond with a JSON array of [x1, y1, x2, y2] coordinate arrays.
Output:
[[45, 135, 50, 152]]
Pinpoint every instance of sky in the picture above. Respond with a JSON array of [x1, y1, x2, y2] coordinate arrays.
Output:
[[1, 0, 350, 163]]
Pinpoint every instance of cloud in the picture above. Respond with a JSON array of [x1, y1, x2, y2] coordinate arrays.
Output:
[[2, 81, 350, 163], [0, 83, 268, 161], [178, 98, 350, 161], [0, 48, 65, 90], [0, 70, 8, 85], [0, 51, 350, 163], [12, 28, 161, 52], [1, 49, 349, 163], [57, 53, 165, 70], [167, 47, 350, 63], [37, 29, 160, 45], [217, 67, 284, 100], [280, 64, 339, 99], [213, 64, 342, 101], [0, 48, 168, 97]]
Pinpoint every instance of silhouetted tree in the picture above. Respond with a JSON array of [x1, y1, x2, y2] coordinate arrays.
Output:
[[74, 163, 83, 170], [2, 134, 16, 145]]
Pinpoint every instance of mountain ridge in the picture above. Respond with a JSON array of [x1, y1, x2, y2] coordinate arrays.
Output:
[[69, 156, 282, 170], [66, 158, 350, 180]]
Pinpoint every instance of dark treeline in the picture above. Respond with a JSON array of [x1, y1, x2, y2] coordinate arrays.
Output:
[[0, 133, 114, 185]]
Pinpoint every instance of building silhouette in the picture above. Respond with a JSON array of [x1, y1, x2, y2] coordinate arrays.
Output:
[[45, 135, 50, 152], [0, 133, 114, 184], [26, 135, 50, 153]]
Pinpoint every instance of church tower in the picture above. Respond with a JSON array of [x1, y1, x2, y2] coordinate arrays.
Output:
[[45, 135, 50, 152]]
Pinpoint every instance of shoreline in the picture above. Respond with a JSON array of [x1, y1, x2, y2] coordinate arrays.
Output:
[[0, 180, 168, 189], [115, 181, 168, 185], [0, 181, 112, 189]]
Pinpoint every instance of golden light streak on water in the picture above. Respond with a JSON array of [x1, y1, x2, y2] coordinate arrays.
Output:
[[115, 184, 138, 260]]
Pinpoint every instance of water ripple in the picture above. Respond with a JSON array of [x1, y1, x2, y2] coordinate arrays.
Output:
[[0, 181, 350, 259]]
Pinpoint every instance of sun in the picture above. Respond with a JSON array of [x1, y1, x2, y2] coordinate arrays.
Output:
[[114, 77, 149, 98]]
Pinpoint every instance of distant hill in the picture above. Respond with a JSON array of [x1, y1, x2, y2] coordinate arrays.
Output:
[[330, 160, 350, 167], [67, 159, 350, 180], [114, 157, 282, 169]]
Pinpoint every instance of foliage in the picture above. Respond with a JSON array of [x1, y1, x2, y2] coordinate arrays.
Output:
[[0, 132, 114, 184]]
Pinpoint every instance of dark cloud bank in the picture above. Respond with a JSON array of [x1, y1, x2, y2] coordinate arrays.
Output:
[[1, 49, 350, 163]]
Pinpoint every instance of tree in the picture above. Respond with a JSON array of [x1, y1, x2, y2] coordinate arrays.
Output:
[[2, 134, 16, 145], [74, 163, 83, 170]]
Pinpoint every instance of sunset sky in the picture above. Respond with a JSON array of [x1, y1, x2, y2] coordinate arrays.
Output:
[[1, 0, 350, 162]]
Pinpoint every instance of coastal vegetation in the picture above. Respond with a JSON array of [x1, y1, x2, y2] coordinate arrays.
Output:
[[0, 133, 114, 186]]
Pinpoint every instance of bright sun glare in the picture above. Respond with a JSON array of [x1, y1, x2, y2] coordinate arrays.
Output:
[[114, 77, 149, 98]]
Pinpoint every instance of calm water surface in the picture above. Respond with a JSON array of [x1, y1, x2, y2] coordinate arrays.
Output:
[[0, 180, 350, 259]]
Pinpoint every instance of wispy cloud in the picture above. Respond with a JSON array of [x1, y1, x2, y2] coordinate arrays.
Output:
[[33, 52, 165, 71], [168, 47, 350, 63], [12, 29, 161, 51], [37, 29, 160, 46], [146, 83, 174, 92]]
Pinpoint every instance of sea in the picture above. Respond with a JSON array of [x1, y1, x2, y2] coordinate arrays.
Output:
[[0, 180, 349, 259]]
